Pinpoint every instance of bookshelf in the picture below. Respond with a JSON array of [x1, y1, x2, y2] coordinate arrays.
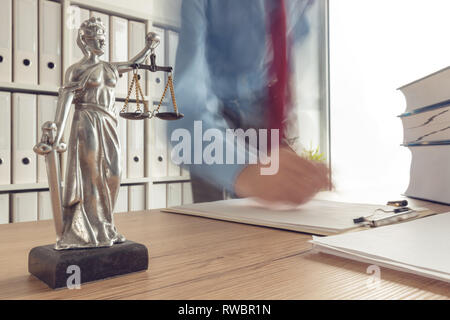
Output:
[[0, 0, 192, 224]]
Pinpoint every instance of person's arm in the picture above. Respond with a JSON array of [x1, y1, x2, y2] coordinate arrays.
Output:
[[287, 0, 313, 42], [235, 147, 330, 205], [169, 0, 330, 204], [167, 0, 250, 194]]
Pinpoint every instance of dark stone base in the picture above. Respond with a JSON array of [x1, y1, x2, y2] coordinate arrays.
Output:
[[28, 240, 148, 289]]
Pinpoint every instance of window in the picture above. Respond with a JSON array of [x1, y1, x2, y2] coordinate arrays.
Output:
[[294, 0, 330, 163], [329, 0, 450, 199]]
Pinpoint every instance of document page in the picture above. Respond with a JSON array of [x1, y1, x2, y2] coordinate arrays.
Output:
[[311, 213, 450, 281], [164, 198, 395, 234]]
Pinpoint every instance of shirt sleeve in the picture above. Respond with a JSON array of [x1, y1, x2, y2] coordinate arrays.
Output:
[[287, 0, 313, 43], [167, 0, 251, 194]]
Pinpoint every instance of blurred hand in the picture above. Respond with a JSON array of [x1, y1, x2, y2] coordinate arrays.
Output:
[[235, 146, 330, 206]]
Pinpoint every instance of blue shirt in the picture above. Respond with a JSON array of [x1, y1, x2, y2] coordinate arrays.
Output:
[[168, 0, 312, 193]]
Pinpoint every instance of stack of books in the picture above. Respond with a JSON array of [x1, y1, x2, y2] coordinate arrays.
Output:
[[398, 66, 450, 204]]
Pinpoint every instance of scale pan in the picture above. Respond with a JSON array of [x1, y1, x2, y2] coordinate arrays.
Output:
[[155, 112, 184, 120], [119, 112, 151, 120]]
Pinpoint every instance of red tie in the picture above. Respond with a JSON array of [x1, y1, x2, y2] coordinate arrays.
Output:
[[266, 0, 289, 144]]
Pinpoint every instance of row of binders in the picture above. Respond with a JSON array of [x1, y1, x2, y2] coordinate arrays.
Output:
[[1, 0, 65, 87], [0, 92, 147, 184], [0, 0, 59, 86], [1, 185, 143, 224], [0, 0, 189, 224], [398, 66, 450, 204], [0, 96, 185, 183], [0, 182, 193, 224], [0, 0, 176, 101]]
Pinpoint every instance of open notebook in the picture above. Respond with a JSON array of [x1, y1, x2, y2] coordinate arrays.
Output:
[[162, 198, 423, 235], [310, 212, 450, 283]]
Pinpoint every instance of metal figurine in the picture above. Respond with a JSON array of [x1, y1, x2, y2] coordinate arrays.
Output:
[[34, 17, 158, 250]]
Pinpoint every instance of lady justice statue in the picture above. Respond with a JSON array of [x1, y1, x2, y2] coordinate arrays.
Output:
[[34, 17, 159, 250]]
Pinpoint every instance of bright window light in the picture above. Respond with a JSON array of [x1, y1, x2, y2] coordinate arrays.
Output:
[[329, 0, 450, 200]]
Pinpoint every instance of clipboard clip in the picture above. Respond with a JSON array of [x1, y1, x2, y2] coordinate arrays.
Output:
[[353, 200, 418, 227]]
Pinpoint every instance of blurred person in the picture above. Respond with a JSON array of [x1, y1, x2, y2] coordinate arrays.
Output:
[[168, 0, 329, 205]]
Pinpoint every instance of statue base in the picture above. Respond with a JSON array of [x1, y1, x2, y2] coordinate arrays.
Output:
[[28, 240, 148, 289]]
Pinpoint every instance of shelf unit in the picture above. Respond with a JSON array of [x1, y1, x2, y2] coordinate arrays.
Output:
[[0, 82, 59, 96], [0, 0, 191, 223], [0, 176, 192, 194]]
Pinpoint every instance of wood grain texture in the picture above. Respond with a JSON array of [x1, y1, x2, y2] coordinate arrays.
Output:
[[0, 197, 449, 300]]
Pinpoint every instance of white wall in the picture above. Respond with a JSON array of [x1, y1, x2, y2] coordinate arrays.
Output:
[[92, 0, 182, 27], [153, 0, 182, 27], [90, 0, 153, 16], [330, 0, 450, 200]]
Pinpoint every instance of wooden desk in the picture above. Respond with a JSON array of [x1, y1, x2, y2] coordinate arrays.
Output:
[[0, 198, 449, 300]]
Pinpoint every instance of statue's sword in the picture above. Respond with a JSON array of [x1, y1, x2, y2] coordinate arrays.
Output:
[[34, 122, 66, 239]]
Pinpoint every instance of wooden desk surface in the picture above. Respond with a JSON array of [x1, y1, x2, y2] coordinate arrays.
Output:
[[0, 198, 449, 300]]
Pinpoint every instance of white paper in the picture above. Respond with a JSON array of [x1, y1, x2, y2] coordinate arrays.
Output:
[[164, 198, 396, 234], [311, 212, 450, 282]]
